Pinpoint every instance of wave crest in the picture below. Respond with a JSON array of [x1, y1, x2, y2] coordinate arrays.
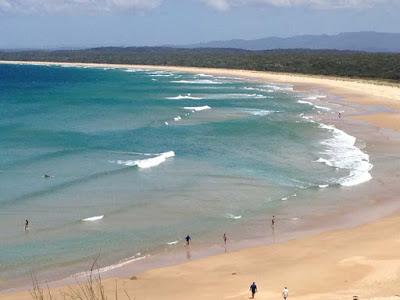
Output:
[[166, 94, 203, 100], [183, 105, 211, 112], [316, 123, 373, 187], [117, 151, 175, 169]]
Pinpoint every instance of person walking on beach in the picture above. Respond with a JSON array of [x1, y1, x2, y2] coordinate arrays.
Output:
[[24, 219, 29, 231], [249, 282, 257, 298], [282, 287, 289, 300], [185, 234, 191, 246]]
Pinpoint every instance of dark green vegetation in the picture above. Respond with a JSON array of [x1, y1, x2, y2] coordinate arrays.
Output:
[[1, 47, 399, 81]]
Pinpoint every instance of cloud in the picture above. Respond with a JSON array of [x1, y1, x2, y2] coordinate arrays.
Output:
[[0, 0, 395, 14], [0, 0, 162, 14], [201, 0, 396, 11]]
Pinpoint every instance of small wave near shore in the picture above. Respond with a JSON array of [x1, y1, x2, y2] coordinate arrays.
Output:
[[316, 123, 373, 187], [115, 151, 175, 169]]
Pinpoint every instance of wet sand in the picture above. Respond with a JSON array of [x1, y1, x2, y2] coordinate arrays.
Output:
[[0, 61, 400, 299]]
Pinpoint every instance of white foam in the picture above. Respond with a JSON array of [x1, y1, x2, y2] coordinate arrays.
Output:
[[248, 94, 267, 99], [319, 184, 329, 188], [117, 151, 175, 169], [74, 255, 147, 278], [301, 115, 316, 123], [147, 72, 175, 77], [225, 213, 242, 220], [314, 157, 334, 167], [196, 73, 214, 78], [167, 240, 179, 245], [281, 192, 298, 201], [166, 94, 203, 100], [216, 76, 242, 80], [242, 86, 274, 93], [316, 123, 373, 187], [244, 109, 274, 116], [263, 84, 293, 92], [298, 96, 331, 111], [171, 79, 223, 85], [314, 105, 331, 111], [82, 215, 104, 222], [124, 68, 144, 73], [173, 116, 182, 121], [183, 105, 211, 112], [297, 100, 314, 106], [304, 95, 327, 100], [164, 121, 169, 126], [204, 93, 268, 100]]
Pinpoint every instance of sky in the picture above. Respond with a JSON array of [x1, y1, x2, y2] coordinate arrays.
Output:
[[0, 0, 399, 49]]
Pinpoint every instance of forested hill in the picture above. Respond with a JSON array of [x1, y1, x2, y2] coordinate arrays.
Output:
[[0, 47, 399, 82], [186, 32, 400, 52]]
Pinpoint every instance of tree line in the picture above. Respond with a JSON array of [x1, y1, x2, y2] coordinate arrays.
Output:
[[0, 47, 399, 82]]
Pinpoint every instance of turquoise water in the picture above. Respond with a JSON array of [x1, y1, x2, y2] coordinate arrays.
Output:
[[0, 64, 371, 287]]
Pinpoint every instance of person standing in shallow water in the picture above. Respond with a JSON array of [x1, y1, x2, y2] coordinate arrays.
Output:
[[249, 282, 257, 298], [223, 233, 227, 246], [272, 215, 276, 227], [24, 219, 29, 231], [282, 287, 289, 300], [185, 235, 191, 246]]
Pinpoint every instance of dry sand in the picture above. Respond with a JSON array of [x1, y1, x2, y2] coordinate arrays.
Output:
[[0, 60, 400, 300]]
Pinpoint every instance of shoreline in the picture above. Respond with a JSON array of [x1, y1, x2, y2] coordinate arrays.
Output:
[[1, 60, 399, 100], [1, 61, 400, 299]]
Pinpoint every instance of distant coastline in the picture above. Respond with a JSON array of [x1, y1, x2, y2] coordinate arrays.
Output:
[[1, 46, 400, 82], [1, 60, 399, 102]]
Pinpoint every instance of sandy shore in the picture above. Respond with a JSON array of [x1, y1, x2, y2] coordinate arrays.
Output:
[[6, 214, 400, 300], [0, 60, 400, 300]]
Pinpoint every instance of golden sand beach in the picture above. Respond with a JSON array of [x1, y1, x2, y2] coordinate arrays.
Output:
[[0, 61, 399, 300]]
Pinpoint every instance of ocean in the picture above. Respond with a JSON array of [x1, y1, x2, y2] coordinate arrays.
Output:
[[0, 63, 372, 288]]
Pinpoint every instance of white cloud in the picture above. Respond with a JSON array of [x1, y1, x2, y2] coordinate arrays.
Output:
[[201, 0, 396, 10], [0, 0, 395, 14], [0, 0, 162, 14]]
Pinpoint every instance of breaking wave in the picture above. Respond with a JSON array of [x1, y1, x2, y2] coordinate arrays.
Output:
[[166, 94, 203, 100], [170, 79, 223, 85], [225, 213, 242, 220], [183, 105, 211, 112], [315, 123, 373, 187], [116, 151, 175, 169]]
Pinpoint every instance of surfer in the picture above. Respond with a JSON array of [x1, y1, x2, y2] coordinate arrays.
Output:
[[24, 219, 29, 231], [185, 235, 191, 246], [43, 174, 51, 179]]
